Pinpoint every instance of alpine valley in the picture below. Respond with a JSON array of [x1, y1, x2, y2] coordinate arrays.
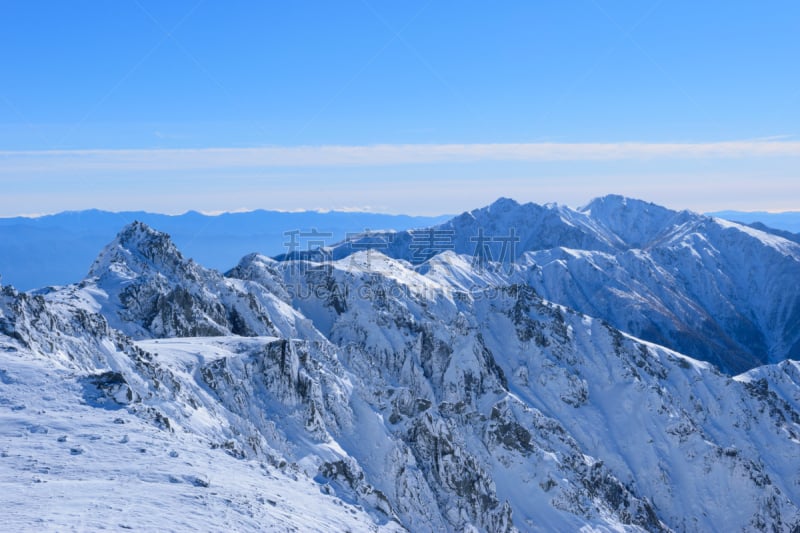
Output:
[[1, 196, 799, 532]]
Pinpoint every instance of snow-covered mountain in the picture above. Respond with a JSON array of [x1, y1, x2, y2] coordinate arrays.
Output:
[[232, 249, 800, 531], [48, 221, 320, 341], [330, 195, 800, 373], [2, 204, 800, 531]]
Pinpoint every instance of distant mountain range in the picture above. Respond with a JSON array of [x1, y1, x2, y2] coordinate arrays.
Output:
[[708, 210, 800, 234], [0, 210, 450, 291]]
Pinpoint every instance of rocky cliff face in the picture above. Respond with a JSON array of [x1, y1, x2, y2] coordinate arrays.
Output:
[[231, 247, 800, 531]]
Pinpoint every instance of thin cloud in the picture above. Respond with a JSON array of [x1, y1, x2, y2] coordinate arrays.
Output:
[[2, 141, 800, 173]]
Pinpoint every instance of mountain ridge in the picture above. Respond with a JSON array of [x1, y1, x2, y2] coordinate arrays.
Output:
[[319, 195, 800, 373]]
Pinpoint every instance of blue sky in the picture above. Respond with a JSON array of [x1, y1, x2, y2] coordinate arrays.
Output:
[[1, 1, 799, 215]]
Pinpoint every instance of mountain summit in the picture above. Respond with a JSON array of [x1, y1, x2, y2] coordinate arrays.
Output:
[[87, 221, 185, 279], [578, 194, 695, 248]]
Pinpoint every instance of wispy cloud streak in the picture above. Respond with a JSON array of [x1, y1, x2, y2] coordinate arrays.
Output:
[[2, 141, 800, 173]]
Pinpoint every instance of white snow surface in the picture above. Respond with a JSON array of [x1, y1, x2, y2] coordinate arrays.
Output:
[[0, 332, 401, 532]]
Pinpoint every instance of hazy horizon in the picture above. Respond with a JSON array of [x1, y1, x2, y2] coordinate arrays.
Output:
[[1, 198, 799, 221]]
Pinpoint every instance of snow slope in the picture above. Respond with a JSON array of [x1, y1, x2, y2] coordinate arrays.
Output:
[[0, 287, 402, 532]]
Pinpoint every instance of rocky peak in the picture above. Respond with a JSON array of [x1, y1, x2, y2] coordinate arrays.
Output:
[[485, 196, 521, 214], [579, 194, 696, 248], [88, 221, 186, 279]]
